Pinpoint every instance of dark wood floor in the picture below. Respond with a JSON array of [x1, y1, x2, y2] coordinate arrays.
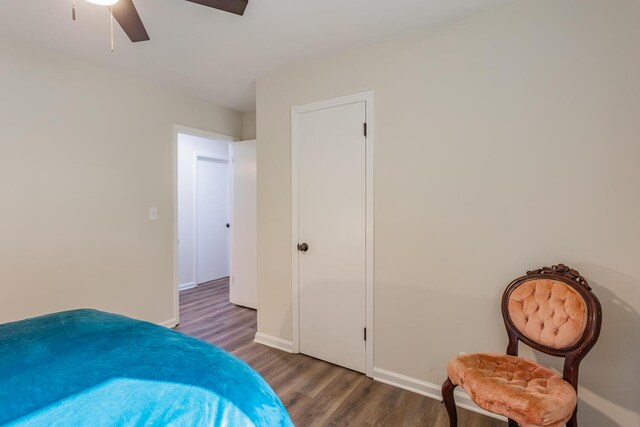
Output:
[[176, 279, 505, 427]]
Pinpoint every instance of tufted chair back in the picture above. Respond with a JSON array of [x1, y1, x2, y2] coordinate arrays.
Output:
[[501, 264, 602, 391]]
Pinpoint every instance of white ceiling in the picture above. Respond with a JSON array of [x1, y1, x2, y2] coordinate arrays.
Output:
[[0, 0, 514, 112]]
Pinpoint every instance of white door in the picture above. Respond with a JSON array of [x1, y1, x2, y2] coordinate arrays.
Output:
[[297, 101, 367, 373], [196, 157, 230, 283], [230, 140, 257, 309]]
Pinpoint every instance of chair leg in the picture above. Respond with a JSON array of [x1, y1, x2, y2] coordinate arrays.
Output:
[[441, 377, 458, 427], [566, 408, 578, 427]]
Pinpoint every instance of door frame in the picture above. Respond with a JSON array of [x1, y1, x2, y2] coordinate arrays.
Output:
[[290, 91, 375, 377], [193, 153, 230, 287], [172, 125, 237, 326]]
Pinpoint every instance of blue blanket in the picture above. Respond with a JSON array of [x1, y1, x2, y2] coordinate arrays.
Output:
[[0, 309, 293, 426]]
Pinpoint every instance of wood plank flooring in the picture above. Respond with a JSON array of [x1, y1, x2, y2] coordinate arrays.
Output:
[[176, 279, 506, 427]]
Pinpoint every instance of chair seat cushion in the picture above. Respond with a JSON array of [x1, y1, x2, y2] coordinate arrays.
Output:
[[447, 353, 576, 427]]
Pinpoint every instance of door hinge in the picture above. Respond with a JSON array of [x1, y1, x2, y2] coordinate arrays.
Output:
[[363, 122, 367, 137], [364, 327, 367, 341]]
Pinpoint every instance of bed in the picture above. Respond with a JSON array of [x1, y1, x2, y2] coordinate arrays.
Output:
[[0, 309, 293, 426]]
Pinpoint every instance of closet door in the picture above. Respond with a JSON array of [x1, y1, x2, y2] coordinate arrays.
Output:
[[297, 101, 367, 373]]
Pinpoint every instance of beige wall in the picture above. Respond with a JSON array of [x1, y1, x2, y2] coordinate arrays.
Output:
[[256, 0, 639, 425], [242, 110, 257, 140], [0, 34, 242, 326]]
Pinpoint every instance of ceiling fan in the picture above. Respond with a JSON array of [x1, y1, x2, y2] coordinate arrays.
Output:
[[79, 0, 249, 43]]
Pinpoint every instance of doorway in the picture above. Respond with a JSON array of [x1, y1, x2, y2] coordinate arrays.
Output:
[[177, 131, 231, 291], [291, 92, 374, 377], [175, 126, 258, 323]]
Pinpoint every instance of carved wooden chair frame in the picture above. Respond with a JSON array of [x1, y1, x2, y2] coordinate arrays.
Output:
[[442, 264, 602, 427]]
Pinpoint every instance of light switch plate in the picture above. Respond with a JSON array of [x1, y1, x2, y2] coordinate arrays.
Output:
[[149, 207, 158, 221]]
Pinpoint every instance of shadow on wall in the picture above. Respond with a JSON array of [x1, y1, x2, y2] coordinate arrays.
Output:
[[536, 263, 640, 426]]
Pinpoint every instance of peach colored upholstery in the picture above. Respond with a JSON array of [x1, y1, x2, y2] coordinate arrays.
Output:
[[508, 279, 587, 349], [448, 353, 576, 427]]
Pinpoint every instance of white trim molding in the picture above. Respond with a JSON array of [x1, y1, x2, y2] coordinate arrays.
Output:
[[373, 368, 507, 422], [173, 125, 238, 144], [290, 91, 375, 378], [178, 282, 196, 291], [158, 318, 179, 329], [254, 333, 294, 353]]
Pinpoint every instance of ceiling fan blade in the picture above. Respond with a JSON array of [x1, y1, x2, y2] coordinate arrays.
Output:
[[112, 0, 150, 42], [185, 0, 249, 16]]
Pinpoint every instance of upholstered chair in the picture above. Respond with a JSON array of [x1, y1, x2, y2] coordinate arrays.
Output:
[[441, 264, 602, 427]]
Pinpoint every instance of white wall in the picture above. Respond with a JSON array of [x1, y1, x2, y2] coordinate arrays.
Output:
[[177, 133, 230, 289], [0, 34, 243, 326], [255, 0, 640, 425], [241, 110, 257, 140]]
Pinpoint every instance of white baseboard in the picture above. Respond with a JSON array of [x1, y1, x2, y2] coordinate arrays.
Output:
[[158, 318, 178, 328], [179, 282, 196, 291], [373, 367, 506, 422], [254, 332, 294, 353]]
